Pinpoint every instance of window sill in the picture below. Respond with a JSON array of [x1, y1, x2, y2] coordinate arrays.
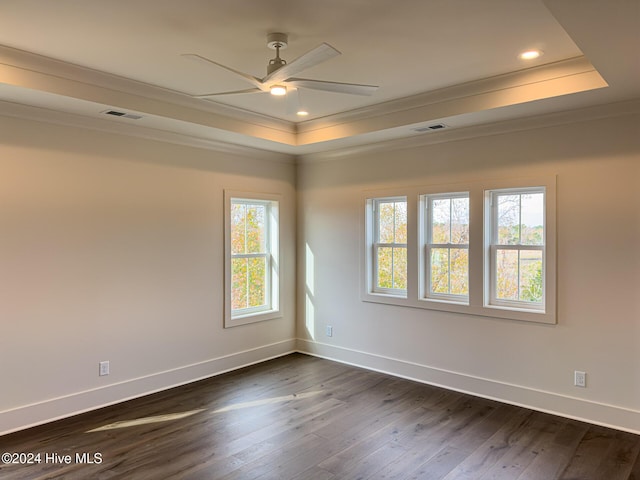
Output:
[[225, 309, 282, 328], [362, 292, 555, 324]]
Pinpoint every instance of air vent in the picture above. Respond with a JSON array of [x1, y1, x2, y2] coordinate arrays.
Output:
[[102, 109, 143, 120], [412, 123, 447, 133]]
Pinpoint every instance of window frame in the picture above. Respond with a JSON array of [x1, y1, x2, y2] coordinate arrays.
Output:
[[487, 187, 546, 311], [372, 197, 408, 296], [224, 191, 281, 328], [363, 194, 409, 301], [361, 176, 556, 324], [422, 192, 470, 304]]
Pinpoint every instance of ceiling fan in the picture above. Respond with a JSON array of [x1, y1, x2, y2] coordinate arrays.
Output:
[[182, 33, 379, 101]]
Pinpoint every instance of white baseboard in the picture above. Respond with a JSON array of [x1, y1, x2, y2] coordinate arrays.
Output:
[[0, 339, 296, 436], [4, 338, 637, 437], [296, 339, 640, 435]]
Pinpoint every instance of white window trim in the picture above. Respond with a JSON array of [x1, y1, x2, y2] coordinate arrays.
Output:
[[485, 185, 549, 313], [363, 194, 411, 303], [361, 176, 556, 324], [224, 190, 281, 328]]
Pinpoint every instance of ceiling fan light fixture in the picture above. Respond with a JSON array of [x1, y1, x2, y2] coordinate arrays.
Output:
[[270, 85, 287, 96]]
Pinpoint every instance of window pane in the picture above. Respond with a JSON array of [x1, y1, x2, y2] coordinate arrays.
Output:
[[231, 257, 248, 310], [228, 197, 278, 324], [393, 247, 407, 289], [246, 205, 266, 253], [378, 202, 395, 244], [248, 257, 267, 308], [450, 248, 469, 295], [231, 203, 246, 254], [496, 249, 518, 300], [497, 194, 520, 245], [431, 198, 450, 244], [394, 201, 407, 243], [521, 193, 544, 245], [520, 250, 543, 302], [430, 248, 468, 296], [451, 197, 469, 244], [430, 248, 449, 294], [377, 247, 393, 289]]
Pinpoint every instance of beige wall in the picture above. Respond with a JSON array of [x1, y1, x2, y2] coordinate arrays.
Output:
[[0, 116, 297, 434], [297, 111, 640, 432], [1, 107, 638, 435]]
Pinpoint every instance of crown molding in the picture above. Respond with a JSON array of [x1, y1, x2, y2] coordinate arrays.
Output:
[[0, 45, 621, 159], [297, 99, 640, 164], [0, 44, 297, 145], [298, 57, 597, 130], [295, 56, 606, 146], [4, 89, 635, 168], [0, 100, 296, 164]]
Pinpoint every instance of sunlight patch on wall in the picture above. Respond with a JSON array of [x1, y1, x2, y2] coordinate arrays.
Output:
[[305, 243, 316, 340]]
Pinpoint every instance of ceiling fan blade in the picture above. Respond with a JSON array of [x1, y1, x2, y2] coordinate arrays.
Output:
[[262, 43, 340, 85], [193, 88, 263, 97], [287, 78, 379, 96], [181, 53, 264, 89]]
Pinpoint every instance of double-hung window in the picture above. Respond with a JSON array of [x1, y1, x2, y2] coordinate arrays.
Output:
[[362, 177, 555, 323], [423, 193, 469, 303], [487, 188, 545, 311], [371, 197, 407, 296], [225, 192, 280, 327]]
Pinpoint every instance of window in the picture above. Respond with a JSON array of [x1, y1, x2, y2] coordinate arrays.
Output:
[[423, 193, 469, 303], [369, 197, 407, 296], [224, 192, 280, 327], [487, 188, 545, 310], [361, 177, 556, 324]]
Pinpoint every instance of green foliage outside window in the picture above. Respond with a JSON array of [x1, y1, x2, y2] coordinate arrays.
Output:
[[495, 193, 544, 303], [231, 202, 268, 311], [376, 200, 407, 290], [429, 196, 469, 297]]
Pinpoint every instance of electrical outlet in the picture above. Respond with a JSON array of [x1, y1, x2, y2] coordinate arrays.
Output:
[[574, 370, 586, 388], [99, 361, 110, 376], [326, 325, 333, 337]]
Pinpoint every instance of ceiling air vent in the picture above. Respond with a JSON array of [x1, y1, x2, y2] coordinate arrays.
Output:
[[412, 123, 447, 133], [102, 109, 143, 120]]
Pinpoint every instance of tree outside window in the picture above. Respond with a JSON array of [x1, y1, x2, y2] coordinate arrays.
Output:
[[425, 194, 469, 302], [373, 197, 407, 294], [231, 201, 269, 312], [226, 194, 280, 327], [491, 189, 545, 308]]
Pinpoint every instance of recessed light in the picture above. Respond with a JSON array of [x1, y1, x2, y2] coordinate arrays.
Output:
[[519, 49, 543, 60], [296, 110, 309, 117]]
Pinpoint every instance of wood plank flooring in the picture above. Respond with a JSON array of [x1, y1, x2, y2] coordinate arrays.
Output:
[[1, 353, 639, 479]]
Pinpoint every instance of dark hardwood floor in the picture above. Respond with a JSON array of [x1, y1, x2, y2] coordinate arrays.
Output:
[[1, 353, 639, 479]]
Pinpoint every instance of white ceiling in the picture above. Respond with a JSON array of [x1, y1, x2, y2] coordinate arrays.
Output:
[[0, 0, 638, 155]]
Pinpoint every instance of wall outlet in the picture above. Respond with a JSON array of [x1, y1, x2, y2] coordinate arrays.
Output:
[[326, 325, 333, 337], [99, 361, 110, 376], [574, 370, 586, 388]]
